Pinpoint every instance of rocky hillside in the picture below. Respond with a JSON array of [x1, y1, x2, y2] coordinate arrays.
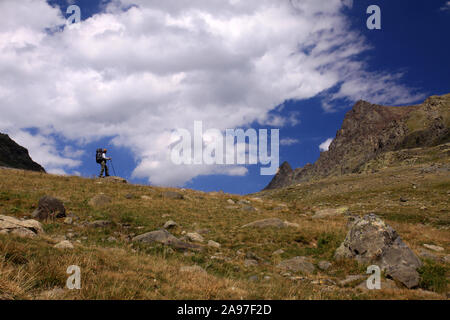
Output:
[[265, 94, 450, 190], [0, 133, 45, 172], [0, 142, 448, 299]]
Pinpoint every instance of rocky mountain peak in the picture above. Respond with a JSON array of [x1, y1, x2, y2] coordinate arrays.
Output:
[[264, 93, 450, 190]]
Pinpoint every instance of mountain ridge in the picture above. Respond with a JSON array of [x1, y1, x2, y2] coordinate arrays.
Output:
[[264, 93, 450, 190]]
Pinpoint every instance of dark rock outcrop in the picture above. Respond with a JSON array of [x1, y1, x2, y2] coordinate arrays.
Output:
[[31, 196, 66, 220], [0, 133, 45, 172], [263, 161, 293, 190], [264, 94, 450, 190]]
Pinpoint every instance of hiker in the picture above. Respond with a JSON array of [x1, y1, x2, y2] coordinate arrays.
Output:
[[96, 148, 112, 178]]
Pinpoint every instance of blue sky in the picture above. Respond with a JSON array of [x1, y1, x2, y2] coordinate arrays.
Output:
[[1, 0, 449, 194]]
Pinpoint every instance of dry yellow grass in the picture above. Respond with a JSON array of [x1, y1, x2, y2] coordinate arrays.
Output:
[[0, 143, 448, 300]]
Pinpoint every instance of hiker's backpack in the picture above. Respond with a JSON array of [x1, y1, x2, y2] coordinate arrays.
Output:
[[96, 148, 103, 164]]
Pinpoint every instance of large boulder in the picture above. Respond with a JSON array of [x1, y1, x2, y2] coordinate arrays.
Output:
[[31, 196, 66, 220], [133, 229, 202, 251], [0, 215, 44, 238], [334, 214, 422, 289]]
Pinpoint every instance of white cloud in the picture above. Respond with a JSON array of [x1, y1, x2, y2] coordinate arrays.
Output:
[[280, 138, 299, 146], [0, 0, 422, 185], [319, 138, 334, 152]]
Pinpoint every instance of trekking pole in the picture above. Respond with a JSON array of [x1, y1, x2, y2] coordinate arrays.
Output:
[[110, 159, 117, 177]]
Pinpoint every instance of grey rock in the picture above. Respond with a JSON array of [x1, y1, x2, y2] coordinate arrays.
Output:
[[423, 244, 444, 252], [241, 218, 288, 229], [88, 194, 112, 207], [244, 259, 259, 267], [339, 275, 365, 286], [132, 229, 202, 251], [88, 220, 111, 228], [102, 176, 127, 184], [162, 191, 184, 200], [318, 260, 332, 271], [227, 199, 235, 204], [186, 232, 204, 243], [241, 205, 257, 212], [272, 249, 285, 256], [64, 217, 73, 225], [0, 215, 44, 238], [334, 214, 422, 289], [277, 256, 315, 274], [32, 196, 66, 220], [248, 275, 259, 282], [54, 240, 74, 249], [163, 220, 178, 229], [418, 249, 440, 262], [312, 207, 348, 219], [207, 240, 221, 248]]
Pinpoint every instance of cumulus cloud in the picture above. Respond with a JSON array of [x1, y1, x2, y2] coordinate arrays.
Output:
[[0, 0, 422, 185], [319, 138, 334, 152]]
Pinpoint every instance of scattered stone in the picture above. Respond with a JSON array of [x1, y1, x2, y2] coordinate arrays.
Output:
[[107, 236, 117, 242], [418, 249, 440, 262], [339, 275, 365, 287], [245, 252, 262, 261], [164, 220, 178, 229], [125, 193, 134, 199], [248, 275, 259, 282], [277, 256, 315, 274], [37, 288, 65, 299], [88, 194, 112, 207], [102, 176, 127, 184], [88, 220, 111, 228], [64, 217, 73, 225], [162, 191, 184, 200], [195, 229, 209, 235], [272, 249, 284, 256], [0, 215, 44, 238], [207, 240, 221, 248], [312, 207, 348, 219], [317, 260, 332, 271], [227, 199, 235, 204], [334, 214, 422, 289], [241, 205, 257, 212], [133, 229, 202, 251], [141, 195, 152, 200], [283, 221, 300, 228], [443, 255, 450, 264], [264, 276, 272, 281], [31, 196, 66, 220], [423, 244, 444, 252], [241, 218, 295, 229], [180, 265, 206, 274], [54, 240, 74, 249], [244, 259, 259, 267], [186, 232, 204, 243], [400, 197, 408, 203], [356, 278, 399, 291], [238, 200, 250, 205]]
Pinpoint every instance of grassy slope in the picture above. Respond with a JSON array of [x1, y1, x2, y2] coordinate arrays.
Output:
[[0, 145, 449, 300]]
